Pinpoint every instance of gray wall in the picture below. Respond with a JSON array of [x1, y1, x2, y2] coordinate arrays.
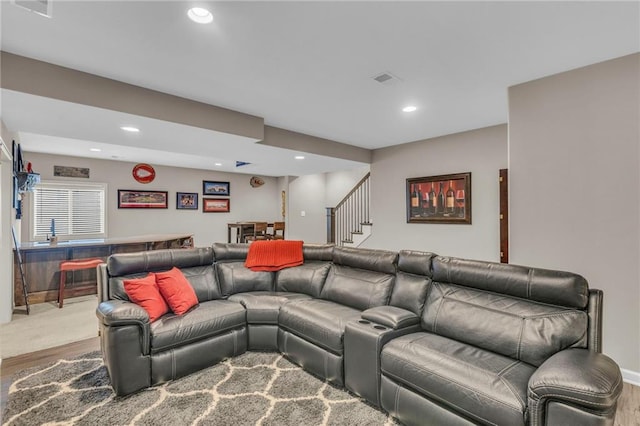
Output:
[[364, 124, 507, 260], [20, 152, 281, 246], [325, 166, 370, 207], [287, 174, 328, 243], [509, 53, 639, 374], [20, 152, 370, 247], [0, 120, 13, 323], [287, 167, 370, 243]]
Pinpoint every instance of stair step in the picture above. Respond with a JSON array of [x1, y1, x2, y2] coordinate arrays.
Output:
[[341, 239, 354, 244], [352, 231, 363, 235], [361, 222, 372, 226]]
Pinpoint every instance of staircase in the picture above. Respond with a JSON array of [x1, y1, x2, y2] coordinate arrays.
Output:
[[326, 173, 372, 247]]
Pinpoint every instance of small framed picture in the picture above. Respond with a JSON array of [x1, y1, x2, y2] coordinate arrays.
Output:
[[176, 192, 198, 210], [203, 198, 230, 213], [203, 180, 230, 196], [118, 190, 168, 209]]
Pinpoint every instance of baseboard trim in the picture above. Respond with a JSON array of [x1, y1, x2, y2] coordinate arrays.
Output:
[[621, 368, 640, 386]]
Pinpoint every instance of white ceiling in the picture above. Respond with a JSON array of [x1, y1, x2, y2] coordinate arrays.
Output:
[[1, 1, 638, 176]]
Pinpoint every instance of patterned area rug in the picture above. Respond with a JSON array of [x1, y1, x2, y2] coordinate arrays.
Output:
[[3, 351, 398, 425]]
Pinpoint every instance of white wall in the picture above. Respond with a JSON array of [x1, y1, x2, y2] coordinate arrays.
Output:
[[20, 153, 281, 246], [509, 53, 640, 374], [364, 125, 507, 260]]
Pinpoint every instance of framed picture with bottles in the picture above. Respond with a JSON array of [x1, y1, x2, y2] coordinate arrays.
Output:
[[406, 172, 471, 224]]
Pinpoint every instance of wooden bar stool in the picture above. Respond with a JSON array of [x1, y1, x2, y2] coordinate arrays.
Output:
[[59, 258, 103, 308]]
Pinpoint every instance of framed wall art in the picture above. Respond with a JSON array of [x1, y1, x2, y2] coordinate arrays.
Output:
[[203, 198, 230, 213], [118, 190, 168, 209], [176, 192, 198, 210], [406, 172, 471, 224], [203, 180, 230, 196]]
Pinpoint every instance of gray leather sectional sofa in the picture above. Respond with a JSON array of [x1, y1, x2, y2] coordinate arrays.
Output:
[[96, 243, 623, 425]]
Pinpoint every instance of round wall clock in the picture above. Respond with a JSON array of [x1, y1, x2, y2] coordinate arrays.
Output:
[[132, 163, 156, 184]]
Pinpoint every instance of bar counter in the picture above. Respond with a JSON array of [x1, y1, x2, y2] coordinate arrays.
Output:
[[13, 233, 194, 306]]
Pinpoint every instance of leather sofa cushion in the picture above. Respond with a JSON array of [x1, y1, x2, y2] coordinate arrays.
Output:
[[432, 256, 589, 309], [422, 282, 588, 366], [332, 246, 398, 274], [184, 265, 223, 302], [110, 265, 221, 302], [108, 247, 214, 276], [228, 291, 311, 324], [321, 265, 394, 311], [216, 262, 274, 297], [302, 244, 334, 261], [150, 300, 245, 353], [398, 250, 435, 276], [275, 261, 331, 298], [361, 306, 419, 329], [212, 242, 248, 261], [381, 332, 536, 426], [279, 299, 361, 354], [389, 271, 430, 316]]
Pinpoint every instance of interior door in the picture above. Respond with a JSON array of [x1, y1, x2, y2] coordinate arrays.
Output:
[[499, 169, 508, 263]]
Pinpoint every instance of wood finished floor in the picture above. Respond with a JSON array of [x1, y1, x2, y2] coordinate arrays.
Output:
[[1, 337, 638, 425]]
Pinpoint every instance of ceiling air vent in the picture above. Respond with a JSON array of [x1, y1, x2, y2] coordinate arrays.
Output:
[[12, 0, 52, 18], [372, 71, 403, 86]]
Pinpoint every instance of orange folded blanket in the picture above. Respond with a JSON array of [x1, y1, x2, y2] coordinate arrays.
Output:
[[245, 240, 304, 272]]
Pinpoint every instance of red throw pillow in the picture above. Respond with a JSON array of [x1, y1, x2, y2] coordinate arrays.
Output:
[[123, 273, 169, 322], [155, 267, 199, 315]]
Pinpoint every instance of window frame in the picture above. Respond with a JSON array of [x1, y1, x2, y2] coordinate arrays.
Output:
[[29, 181, 108, 241]]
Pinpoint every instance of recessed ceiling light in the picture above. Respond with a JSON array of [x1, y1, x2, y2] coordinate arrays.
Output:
[[89, 148, 102, 152], [295, 156, 305, 160], [120, 126, 140, 132], [402, 106, 417, 113], [187, 7, 213, 24], [214, 163, 222, 166]]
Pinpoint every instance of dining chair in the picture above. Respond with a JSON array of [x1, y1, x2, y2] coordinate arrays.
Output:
[[268, 222, 285, 240], [245, 222, 269, 242]]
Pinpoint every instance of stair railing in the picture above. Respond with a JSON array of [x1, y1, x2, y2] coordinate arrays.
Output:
[[326, 172, 370, 245]]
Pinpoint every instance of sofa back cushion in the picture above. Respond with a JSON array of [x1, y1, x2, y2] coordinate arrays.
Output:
[[274, 244, 333, 297], [275, 262, 331, 297], [389, 250, 434, 315], [432, 256, 589, 308], [302, 244, 334, 262], [320, 247, 397, 310], [216, 262, 275, 297], [212, 242, 249, 262], [107, 248, 220, 302], [423, 256, 589, 366], [212, 242, 274, 297]]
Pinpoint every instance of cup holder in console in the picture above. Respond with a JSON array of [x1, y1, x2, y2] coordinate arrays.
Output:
[[373, 325, 386, 330], [358, 320, 371, 325]]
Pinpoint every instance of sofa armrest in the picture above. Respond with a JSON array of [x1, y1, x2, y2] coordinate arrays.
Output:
[[96, 300, 150, 354], [361, 306, 419, 330], [97, 300, 149, 326], [528, 348, 623, 425]]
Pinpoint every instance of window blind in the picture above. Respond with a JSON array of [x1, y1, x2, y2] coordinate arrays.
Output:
[[32, 182, 106, 240]]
